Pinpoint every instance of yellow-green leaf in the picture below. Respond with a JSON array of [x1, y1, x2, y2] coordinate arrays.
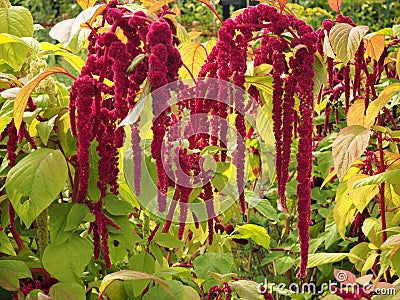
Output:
[[365, 82, 400, 127], [76, 0, 97, 9], [347, 100, 367, 127], [100, 270, 172, 295], [307, 252, 360, 268], [235, 224, 270, 249], [333, 182, 357, 238], [147, 0, 175, 15], [14, 66, 70, 130], [178, 42, 207, 79], [347, 174, 378, 212], [396, 49, 400, 78], [40, 42, 85, 72], [329, 23, 369, 64], [332, 125, 371, 181]]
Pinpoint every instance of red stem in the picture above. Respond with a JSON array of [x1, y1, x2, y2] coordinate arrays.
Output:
[[8, 203, 25, 250]]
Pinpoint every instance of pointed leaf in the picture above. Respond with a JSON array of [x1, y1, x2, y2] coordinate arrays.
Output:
[[76, 0, 97, 9], [352, 170, 400, 188], [235, 224, 270, 249], [332, 125, 371, 180], [330, 23, 369, 64], [277, 0, 287, 13], [333, 182, 356, 238], [307, 253, 360, 268], [178, 42, 207, 79], [14, 66, 70, 130], [5, 149, 68, 227], [40, 42, 85, 72], [49, 282, 86, 300], [364, 34, 385, 61], [347, 174, 378, 212], [100, 270, 172, 295], [365, 82, 400, 128], [328, 0, 343, 13]]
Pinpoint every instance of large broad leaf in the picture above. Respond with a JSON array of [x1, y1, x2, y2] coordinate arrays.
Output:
[[229, 280, 262, 300], [352, 169, 400, 188], [178, 42, 207, 79], [329, 23, 369, 64], [328, 0, 343, 13], [234, 224, 270, 249], [14, 66, 70, 130], [314, 53, 327, 96], [49, 282, 86, 300], [364, 34, 385, 61], [0, 6, 33, 70], [307, 253, 360, 268], [193, 252, 233, 291], [100, 270, 172, 295], [40, 42, 85, 72], [5, 149, 68, 227], [347, 174, 378, 212], [333, 182, 356, 239], [49, 5, 106, 48], [42, 235, 93, 282], [332, 125, 371, 180], [365, 82, 400, 127], [0, 269, 19, 291], [255, 104, 274, 149], [142, 280, 199, 300]]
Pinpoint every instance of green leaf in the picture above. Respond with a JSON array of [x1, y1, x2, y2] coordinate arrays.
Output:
[[333, 182, 356, 239], [229, 280, 261, 300], [255, 104, 274, 148], [365, 82, 400, 127], [362, 217, 382, 247], [142, 280, 199, 300], [36, 115, 57, 146], [0, 261, 31, 279], [40, 42, 85, 73], [128, 251, 155, 297], [0, 269, 19, 291], [235, 224, 270, 249], [49, 203, 73, 245], [100, 270, 172, 296], [5, 149, 68, 227], [329, 23, 369, 64], [127, 53, 146, 74], [246, 76, 273, 95], [65, 203, 90, 231], [353, 170, 400, 188], [88, 140, 101, 201], [275, 255, 296, 275], [49, 282, 86, 300], [0, 33, 30, 70], [0, 231, 16, 255], [307, 253, 361, 268], [153, 231, 184, 248], [0, 6, 33, 37], [347, 174, 379, 212], [0, 6, 33, 69], [332, 125, 371, 180], [313, 53, 327, 96], [0, 116, 12, 134], [381, 233, 400, 249], [260, 251, 285, 266], [104, 194, 133, 216], [193, 252, 233, 291], [42, 235, 93, 282]]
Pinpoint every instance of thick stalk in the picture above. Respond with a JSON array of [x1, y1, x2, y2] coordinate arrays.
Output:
[[36, 209, 49, 259]]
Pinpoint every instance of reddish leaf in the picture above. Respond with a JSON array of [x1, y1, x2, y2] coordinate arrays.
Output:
[[328, 0, 343, 13]]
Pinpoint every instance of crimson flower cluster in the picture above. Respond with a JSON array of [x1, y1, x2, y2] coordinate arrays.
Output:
[[200, 4, 317, 278], [68, 1, 181, 266]]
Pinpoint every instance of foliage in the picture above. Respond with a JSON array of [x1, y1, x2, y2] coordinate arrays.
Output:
[[0, 0, 400, 300]]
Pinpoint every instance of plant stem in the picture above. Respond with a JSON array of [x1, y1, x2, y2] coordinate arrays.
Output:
[[8, 202, 24, 250]]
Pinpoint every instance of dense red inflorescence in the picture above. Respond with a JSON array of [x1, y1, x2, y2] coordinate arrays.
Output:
[[199, 4, 317, 277]]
